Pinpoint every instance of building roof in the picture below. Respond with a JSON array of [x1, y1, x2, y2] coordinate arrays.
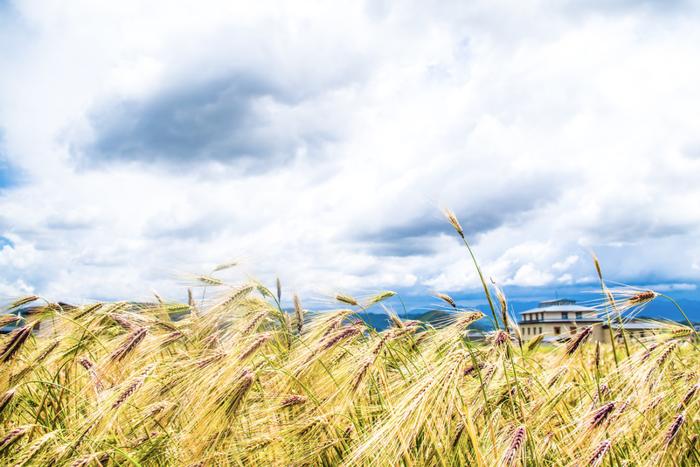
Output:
[[538, 299, 576, 306], [520, 304, 596, 315]]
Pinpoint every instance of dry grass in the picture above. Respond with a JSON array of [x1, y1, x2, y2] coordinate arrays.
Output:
[[0, 289, 696, 465]]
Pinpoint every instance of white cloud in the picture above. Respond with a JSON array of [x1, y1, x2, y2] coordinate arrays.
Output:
[[0, 1, 699, 302], [637, 283, 697, 292], [553, 256, 579, 272], [506, 264, 555, 287]]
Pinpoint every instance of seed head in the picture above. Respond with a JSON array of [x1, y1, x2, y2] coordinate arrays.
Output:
[[161, 331, 184, 347], [0, 315, 21, 327], [0, 324, 35, 363], [664, 412, 685, 447], [187, 288, 195, 307], [457, 311, 484, 330], [464, 362, 485, 377], [196, 352, 226, 368], [0, 389, 15, 415], [112, 364, 155, 409], [197, 275, 224, 286], [336, 294, 358, 306], [225, 368, 255, 416], [592, 254, 603, 281], [627, 290, 657, 305], [241, 310, 268, 335], [502, 426, 525, 467], [587, 439, 611, 466], [527, 334, 544, 351], [368, 290, 396, 305], [351, 358, 372, 392], [655, 342, 677, 368], [679, 384, 698, 410], [436, 293, 456, 308], [110, 327, 147, 361], [491, 330, 510, 347], [444, 208, 464, 238], [0, 426, 28, 453], [590, 402, 615, 428], [280, 395, 307, 408], [321, 326, 361, 351], [293, 294, 304, 334], [79, 357, 105, 392], [9, 295, 39, 310], [566, 327, 592, 355], [239, 333, 271, 360], [111, 314, 135, 330]]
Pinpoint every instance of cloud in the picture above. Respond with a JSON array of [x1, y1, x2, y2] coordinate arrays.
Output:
[[0, 1, 699, 304], [562, 0, 693, 15], [638, 283, 697, 292], [79, 72, 339, 169]]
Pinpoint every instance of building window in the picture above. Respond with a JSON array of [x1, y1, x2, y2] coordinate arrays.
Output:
[[539, 313, 543, 321], [569, 326, 577, 334], [539, 327, 542, 334], [576, 311, 582, 320], [554, 326, 561, 335], [561, 312, 568, 319]]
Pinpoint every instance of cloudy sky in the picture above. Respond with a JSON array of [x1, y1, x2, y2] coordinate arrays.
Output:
[[1, 0, 699, 308]]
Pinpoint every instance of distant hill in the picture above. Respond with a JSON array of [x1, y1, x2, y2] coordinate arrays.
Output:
[[353, 308, 493, 332], [354, 313, 394, 331], [360, 295, 700, 332], [414, 309, 455, 327]]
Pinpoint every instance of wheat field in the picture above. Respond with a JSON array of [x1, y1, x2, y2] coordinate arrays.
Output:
[[0, 216, 697, 466]]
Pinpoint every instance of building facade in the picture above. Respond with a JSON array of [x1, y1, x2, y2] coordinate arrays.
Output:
[[519, 299, 659, 343]]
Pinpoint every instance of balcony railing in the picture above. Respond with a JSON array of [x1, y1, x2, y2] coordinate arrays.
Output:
[[520, 316, 601, 323]]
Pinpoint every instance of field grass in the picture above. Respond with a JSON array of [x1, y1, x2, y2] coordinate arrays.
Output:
[[0, 214, 697, 466]]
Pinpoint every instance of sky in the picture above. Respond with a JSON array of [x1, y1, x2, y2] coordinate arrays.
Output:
[[1, 1, 700, 310]]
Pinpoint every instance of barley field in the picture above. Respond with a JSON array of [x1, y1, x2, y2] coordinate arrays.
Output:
[[0, 217, 697, 466]]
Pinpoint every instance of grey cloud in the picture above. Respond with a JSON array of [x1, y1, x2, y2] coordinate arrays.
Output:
[[590, 216, 693, 243], [45, 217, 92, 231], [362, 238, 437, 258], [77, 73, 335, 169], [682, 142, 700, 160], [358, 178, 562, 253], [563, 0, 692, 14], [143, 216, 229, 242]]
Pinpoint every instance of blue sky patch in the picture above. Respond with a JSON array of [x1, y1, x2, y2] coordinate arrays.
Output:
[[0, 161, 15, 189], [0, 236, 14, 249]]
